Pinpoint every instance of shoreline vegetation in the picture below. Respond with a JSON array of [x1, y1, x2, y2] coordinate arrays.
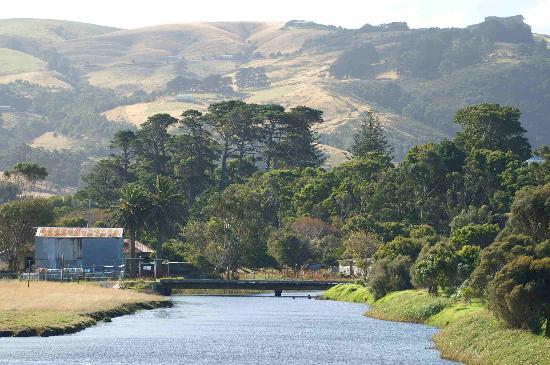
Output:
[[322, 284, 550, 365], [0, 281, 171, 337]]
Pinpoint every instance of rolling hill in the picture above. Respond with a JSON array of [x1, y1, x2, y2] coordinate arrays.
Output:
[[0, 16, 548, 187]]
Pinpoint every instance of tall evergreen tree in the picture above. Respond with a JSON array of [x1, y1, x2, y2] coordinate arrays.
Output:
[[169, 110, 220, 200], [110, 130, 137, 181], [350, 111, 393, 158]]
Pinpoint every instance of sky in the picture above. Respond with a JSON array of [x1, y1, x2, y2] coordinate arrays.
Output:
[[2, 0, 550, 34]]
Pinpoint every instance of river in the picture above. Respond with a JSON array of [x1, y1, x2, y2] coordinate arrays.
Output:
[[0, 292, 458, 364]]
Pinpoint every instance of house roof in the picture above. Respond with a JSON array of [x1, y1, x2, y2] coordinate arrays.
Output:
[[123, 239, 154, 254], [36, 227, 124, 238]]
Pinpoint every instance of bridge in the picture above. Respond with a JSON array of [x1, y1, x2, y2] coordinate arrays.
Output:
[[152, 279, 345, 296]]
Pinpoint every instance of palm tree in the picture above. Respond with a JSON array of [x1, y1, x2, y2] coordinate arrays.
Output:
[[146, 175, 183, 276], [111, 184, 149, 276]]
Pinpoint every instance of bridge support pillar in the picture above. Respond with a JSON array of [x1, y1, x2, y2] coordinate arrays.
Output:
[[274, 289, 282, 297]]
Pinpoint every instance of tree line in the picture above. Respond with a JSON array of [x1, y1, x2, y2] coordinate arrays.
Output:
[[0, 101, 548, 336]]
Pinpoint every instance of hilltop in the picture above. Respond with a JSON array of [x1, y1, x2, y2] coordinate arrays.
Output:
[[0, 16, 548, 187]]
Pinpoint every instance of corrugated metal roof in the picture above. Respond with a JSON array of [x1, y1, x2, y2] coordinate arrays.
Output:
[[36, 227, 124, 238], [124, 239, 154, 253]]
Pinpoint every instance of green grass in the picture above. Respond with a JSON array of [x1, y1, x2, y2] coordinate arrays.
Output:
[[323, 285, 550, 364], [0, 48, 46, 75], [434, 307, 550, 365], [367, 289, 451, 323], [321, 283, 375, 304]]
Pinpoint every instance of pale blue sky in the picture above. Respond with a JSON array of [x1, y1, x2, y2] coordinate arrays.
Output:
[[2, 0, 549, 33]]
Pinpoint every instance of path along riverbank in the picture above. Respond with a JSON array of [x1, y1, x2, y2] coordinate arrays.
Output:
[[322, 284, 550, 365], [0, 281, 171, 337]]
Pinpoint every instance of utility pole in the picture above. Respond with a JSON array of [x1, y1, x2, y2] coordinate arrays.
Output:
[[27, 258, 31, 288], [60, 254, 64, 283]]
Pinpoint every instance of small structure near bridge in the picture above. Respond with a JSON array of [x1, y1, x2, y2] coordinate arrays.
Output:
[[35, 227, 124, 270]]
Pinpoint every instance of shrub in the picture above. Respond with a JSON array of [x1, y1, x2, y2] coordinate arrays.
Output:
[[487, 256, 550, 336]]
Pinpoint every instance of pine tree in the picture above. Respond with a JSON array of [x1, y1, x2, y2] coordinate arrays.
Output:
[[350, 111, 393, 158]]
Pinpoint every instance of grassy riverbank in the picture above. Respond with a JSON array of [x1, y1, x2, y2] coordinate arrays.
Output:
[[323, 284, 550, 365], [0, 281, 171, 337]]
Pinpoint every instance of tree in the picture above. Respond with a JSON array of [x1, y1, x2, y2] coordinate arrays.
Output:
[[411, 240, 458, 294], [488, 256, 550, 336], [110, 130, 137, 181], [257, 104, 287, 170], [146, 175, 183, 263], [450, 223, 500, 249], [4, 162, 48, 192], [350, 111, 393, 158], [508, 183, 550, 242], [111, 183, 149, 276], [268, 230, 310, 272], [343, 232, 382, 272], [206, 101, 253, 189], [450, 205, 494, 233], [375, 236, 423, 262], [170, 110, 220, 200], [369, 255, 413, 299], [135, 114, 177, 178], [203, 184, 270, 278], [236, 67, 270, 89], [79, 158, 126, 208], [59, 217, 88, 227], [274, 106, 325, 168], [0, 181, 21, 204], [0, 198, 54, 271], [454, 103, 531, 160], [330, 43, 380, 79], [469, 234, 536, 296]]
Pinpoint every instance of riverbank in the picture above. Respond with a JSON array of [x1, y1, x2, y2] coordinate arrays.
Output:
[[0, 281, 171, 337], [323, 284, 550, 365]]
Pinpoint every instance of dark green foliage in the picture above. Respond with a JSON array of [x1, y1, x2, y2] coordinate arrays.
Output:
[[411, 240, 458, 294], [450, 205, 494, 233], [330, 43, 380, 79], [470, 16, 533, 44], [470, 234, 536, 296], [369, 255, 413, 299], [350, 111, 393, 158], [454, 103, 531, 160], [508, 183, 550, 242], [4, 162, 48, 185], [236, 67, 270, 89], [59, 217, 88, 227], [268, 230, 310, 269], [0, 181, 21, 204], [450, 223, 500, 249], [375, 236, 423, 262], [488, 256, 550, 335], [0, 198, 54, 270], [166, 74, 233, 94]]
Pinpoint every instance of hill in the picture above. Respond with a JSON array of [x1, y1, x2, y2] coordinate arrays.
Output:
[[0, 16, 548, 187]]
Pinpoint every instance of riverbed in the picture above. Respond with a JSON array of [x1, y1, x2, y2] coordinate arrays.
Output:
[[0, 292, 458, 364]]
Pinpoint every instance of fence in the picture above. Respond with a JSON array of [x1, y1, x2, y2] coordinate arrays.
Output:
[[20, 258, 194, 281]]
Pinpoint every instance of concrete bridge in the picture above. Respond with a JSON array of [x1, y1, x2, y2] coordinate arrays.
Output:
[[153, 279, 345, 296]]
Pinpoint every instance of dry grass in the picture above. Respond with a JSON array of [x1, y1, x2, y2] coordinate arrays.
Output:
[[0, 281, 163, 313], [31, 132, 76, 151], [0, 281, 167, 335]]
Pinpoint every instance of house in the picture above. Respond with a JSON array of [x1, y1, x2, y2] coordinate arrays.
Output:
[[338, 259, 365, 276], [35, 227, 124, 270]]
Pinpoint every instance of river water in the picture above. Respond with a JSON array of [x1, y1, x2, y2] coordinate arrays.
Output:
[[0, 293, 458, 364]]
